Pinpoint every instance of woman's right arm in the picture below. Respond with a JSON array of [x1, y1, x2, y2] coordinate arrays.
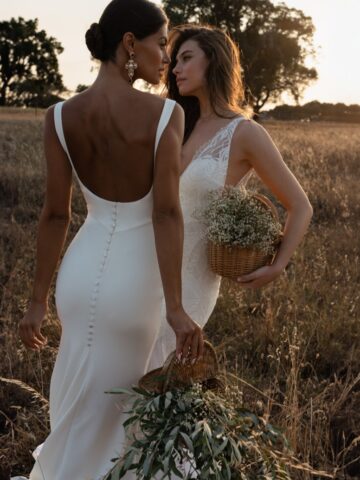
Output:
[[152, 103, 204, 364]]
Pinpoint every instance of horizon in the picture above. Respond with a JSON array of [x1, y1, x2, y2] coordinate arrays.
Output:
[[1, 0, 360, 106]]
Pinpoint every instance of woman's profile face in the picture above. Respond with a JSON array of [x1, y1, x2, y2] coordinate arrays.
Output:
[[135, 24, 170, 85], [172, 39, 209, 96]]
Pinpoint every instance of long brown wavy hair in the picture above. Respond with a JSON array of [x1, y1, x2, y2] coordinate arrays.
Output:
[[166, 24, 250, 143]]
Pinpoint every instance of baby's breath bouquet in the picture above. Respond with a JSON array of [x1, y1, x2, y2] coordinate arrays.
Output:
[[204, 186, 281, 254], [203, 186, 282, 277], [104, 381, 293, 480]]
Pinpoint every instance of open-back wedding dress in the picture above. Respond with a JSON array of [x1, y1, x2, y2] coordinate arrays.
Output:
[[27, 98, 176, 480]]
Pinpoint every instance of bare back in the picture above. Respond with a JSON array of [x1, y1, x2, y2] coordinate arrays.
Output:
[[61, 88, 166, 202]]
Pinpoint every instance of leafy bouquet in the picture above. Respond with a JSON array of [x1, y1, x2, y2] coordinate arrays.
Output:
[[103, 381, 293, 480], [103, 337, 331, 480]]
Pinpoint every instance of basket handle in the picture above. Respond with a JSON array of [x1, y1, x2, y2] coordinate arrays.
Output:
[[161, 340, 219, 392], [252, 193, 279, 222]]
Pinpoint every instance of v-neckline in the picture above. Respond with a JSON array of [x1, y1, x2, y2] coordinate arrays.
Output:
[[181, 116, 241, 176]]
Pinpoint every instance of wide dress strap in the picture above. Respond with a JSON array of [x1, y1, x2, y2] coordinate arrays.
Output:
[[154, 99, 177, 157], [53, 101, 80, 182]]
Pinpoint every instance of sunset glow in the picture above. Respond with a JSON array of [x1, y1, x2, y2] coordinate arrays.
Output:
[[1, 0, 360, 105]]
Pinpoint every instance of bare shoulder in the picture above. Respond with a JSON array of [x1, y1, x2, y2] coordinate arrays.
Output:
[[136, 90, 164, 107], [140, 92, 183, 116], [233, 117, 275, 156], [154, 101, 184, 166], [45, 104, 56, 122], [155, 97, 184, 138], [132, 90, 165, 110], [234, 117, 269, 141], [43, 104, 57, 137], [168, 101, 184, 127]]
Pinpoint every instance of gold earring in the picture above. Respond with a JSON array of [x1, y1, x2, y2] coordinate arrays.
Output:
[[125, 52, 138, 83]]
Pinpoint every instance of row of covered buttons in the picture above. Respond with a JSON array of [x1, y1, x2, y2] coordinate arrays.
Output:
[[87, 203, 118, 347]]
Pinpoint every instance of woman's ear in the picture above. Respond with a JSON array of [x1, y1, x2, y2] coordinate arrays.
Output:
[[122, 32, 136, 55]]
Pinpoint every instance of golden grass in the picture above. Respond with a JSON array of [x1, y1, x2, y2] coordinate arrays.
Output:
[[0, 106, 46, 121], [0, 113, 359, 479]]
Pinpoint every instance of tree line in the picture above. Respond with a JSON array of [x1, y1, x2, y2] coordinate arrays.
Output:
[[265, 101, 360, 123], [2, 1, 317, 111]]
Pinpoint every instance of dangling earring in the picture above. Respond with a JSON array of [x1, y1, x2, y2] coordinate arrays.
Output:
[[125, 52, 138, 83]]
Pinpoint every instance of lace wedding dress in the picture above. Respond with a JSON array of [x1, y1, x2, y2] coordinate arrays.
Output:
[[147, 115, 252, 369]]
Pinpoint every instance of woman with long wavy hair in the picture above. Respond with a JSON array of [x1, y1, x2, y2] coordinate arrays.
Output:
[[147, 25, 313, 372]]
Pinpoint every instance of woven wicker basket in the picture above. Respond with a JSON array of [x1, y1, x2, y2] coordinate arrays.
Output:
[[208, 193, 282, 279], [138, 340, 224, 394]]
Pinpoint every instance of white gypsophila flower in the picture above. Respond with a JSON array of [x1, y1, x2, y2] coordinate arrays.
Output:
[[202, 186, 282, 254]]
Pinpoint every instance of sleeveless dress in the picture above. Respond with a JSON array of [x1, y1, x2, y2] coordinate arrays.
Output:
[[28, 98, 177, 480], [147, 115, 252, 371]]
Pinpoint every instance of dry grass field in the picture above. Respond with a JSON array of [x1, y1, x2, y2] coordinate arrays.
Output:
[[0, 108, 359, 479]]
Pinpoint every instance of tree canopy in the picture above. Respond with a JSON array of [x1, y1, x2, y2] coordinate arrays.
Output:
[[163, 0, 318, 111], [0, 17, 65, 107]]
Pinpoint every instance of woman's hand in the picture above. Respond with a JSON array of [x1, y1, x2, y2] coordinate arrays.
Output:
[[235, 263, 284, 289], [19, 300, 48, 350], [166, 308, 204, 365]]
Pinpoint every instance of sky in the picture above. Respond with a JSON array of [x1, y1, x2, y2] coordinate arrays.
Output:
[[1, 0, 360, 106]]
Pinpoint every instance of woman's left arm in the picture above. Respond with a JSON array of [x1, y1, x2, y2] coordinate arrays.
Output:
[[232, 120, 313, 288]]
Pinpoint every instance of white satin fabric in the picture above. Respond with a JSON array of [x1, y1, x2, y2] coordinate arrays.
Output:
[[28, 98, 176, 480]]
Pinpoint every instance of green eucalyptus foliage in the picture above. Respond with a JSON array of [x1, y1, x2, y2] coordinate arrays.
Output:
[[103, 383, 291, 480]]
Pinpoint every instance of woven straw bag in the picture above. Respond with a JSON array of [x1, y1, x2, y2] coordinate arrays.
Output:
[[208, 193, 282, 279], [138, 340, 224, 394]]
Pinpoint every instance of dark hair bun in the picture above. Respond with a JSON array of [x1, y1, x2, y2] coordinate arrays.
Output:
[[85, 1, 167, 63], [85, 23, 105, 60]]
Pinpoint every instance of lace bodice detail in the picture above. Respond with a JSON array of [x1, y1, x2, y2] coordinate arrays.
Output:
[[180, 117, 251, 224]]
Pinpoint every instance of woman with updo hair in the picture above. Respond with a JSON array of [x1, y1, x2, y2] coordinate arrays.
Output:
[[18, 1, 204, 479]]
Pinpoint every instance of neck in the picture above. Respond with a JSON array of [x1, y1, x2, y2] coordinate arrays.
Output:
[[196, 89, 232, 120], [197, 91, 215, 120], [92, 61, 133, 93]]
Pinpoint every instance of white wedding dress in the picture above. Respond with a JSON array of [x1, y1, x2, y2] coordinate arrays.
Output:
[[26, 98, 177, 480], [147, 115, 251, 372], [17, 111, 251, 480]]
